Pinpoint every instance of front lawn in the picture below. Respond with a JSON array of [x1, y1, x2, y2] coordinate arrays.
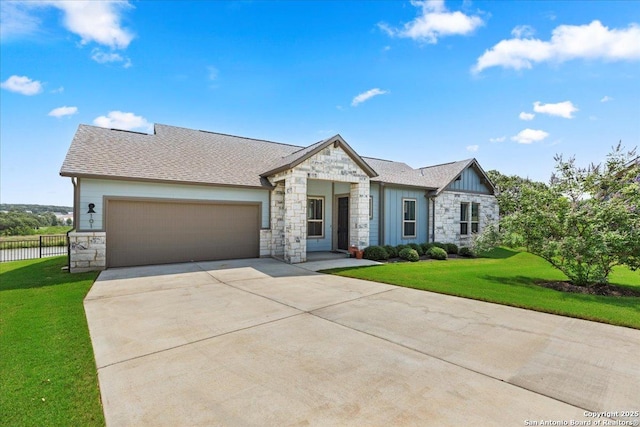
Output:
[[0, 257, 104, 427], [330, 248, 640, 329]]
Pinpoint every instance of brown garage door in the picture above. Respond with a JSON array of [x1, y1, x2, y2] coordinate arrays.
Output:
[[106, 199, 260, 268]]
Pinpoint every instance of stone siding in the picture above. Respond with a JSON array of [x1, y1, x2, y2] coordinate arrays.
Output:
[[267, 144, 371, 263], [350, 181, 370, 248], [69, 231, 106, 273], [433, 191, 499, 247], [259, 229, 272, 257]]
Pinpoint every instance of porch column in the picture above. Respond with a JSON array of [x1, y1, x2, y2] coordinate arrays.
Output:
[[270, 181, 285, 257], [349, 180, 370, 249], [284, 171, 307, 263]]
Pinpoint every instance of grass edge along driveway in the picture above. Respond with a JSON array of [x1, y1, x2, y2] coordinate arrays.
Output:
[[0, 256, 104, 427], [328, 248, 640, 330]]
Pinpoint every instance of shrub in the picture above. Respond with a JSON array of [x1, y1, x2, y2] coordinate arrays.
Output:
[[420, 242, 434, 253], [395, 244, 409, 254], [433, 242, 447, 250], [399, 248, 420, 262], [408, 243, 424, 256], [445, 243, 459, 255], [363, 245, 389, 261], [383, 245, 398, 258], [458, 246, 475, 258], [427, 246, 448, 260]]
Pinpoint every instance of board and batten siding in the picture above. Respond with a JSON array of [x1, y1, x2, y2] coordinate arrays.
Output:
[[77, 178, 270, 231], [368, 183, 380, 246], [383, 186, 428, 246], [446, 166, 492, 194]]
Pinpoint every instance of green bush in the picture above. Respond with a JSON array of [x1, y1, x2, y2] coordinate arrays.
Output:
[[363, 245, 389, 261], [445, 243, 459, 255], [433, 242, 447, 250], [383, 245, 399, 258], [408, 243, 424, 256], [420, 242, 434, 253], [458, 246, 475, 258], [427, 246, 448, 260], [399, 248, 420, 262], [396, 244, 409, 254]]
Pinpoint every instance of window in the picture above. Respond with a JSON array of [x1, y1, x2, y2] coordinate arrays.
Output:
[[460, 203, 469, 235], [460, 202, 480, 235], [307, 197, 324, 238], [403, 199, 416, 238]]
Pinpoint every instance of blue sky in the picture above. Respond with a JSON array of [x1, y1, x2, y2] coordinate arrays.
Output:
[[1, 0, 639, 206]]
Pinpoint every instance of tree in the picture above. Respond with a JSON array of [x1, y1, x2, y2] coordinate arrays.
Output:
[[486, 170, 548, 216], [482, 144, 640, 286]]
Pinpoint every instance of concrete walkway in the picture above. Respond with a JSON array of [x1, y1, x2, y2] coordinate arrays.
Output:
[[84, 258, 640, 426]]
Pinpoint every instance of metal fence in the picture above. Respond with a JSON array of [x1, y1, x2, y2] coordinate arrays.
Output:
[[0, 234, 68, 262]]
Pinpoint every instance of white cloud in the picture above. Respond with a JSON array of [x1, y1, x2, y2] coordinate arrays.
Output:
[[489, 136, 506, 143], [473, 20, 640, 73], [600, 95, 613, 102], [1, 75, 43, 95], [351, 88, 388, 107], [378, 0, 484, 44], [91, 48, 131, 67], [51, 86, 64, 94], [533, 100, 578, 118], [1, 1, 134, 60], [519, 112, 535, 121], [511, 25, 535, 38], [48, 106, 78, 118], [511, 128, 549, 144], [0, 1, 41, 39], [207, 66, 218, 81], [466, 144, 479, 152], [93, 111, 151, 132], [50, 1, 134, 49]]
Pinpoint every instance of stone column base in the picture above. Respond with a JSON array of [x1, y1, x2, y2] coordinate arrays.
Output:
[[69, 231, 106, 273]]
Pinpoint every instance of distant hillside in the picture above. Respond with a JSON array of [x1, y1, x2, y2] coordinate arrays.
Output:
[[0, 204, 73, 214]]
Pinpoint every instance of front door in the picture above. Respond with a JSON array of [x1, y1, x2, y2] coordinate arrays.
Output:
[[337, 197, 349, 250]]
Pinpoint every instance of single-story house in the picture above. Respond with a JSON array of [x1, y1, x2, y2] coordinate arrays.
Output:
[[60, 123, 498, 272]]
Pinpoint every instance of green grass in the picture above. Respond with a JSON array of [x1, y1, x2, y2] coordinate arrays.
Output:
[[330, 248, 640, 329], [0, 257, 104, 427]]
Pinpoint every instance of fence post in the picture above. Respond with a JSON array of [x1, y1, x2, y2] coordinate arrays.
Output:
[[40, 236, 43, 259]]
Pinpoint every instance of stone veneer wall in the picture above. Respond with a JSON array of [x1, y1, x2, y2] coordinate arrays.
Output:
[[268, 144, 370, 263], [433, 191, 499, 247], [69, 231, 106, 273], [350, 182, 370, 248], [269, 181, 285, 258], [259, 230, 272, 257]]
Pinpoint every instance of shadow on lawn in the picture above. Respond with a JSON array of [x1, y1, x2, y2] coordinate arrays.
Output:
[[0, 256, 98, 291], [482, 274, 640, 311], [478, 247, 520, 259]]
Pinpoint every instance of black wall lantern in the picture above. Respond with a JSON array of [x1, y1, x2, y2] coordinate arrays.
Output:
[[87, 203, 96, 228]]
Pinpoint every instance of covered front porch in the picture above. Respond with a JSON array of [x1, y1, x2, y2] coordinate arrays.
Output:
[[261, 135, 377, 264]]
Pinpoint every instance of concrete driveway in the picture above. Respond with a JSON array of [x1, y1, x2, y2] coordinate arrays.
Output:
[[84, 258, 640, 426]]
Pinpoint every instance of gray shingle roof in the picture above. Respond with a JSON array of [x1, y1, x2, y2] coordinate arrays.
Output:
[[60, 123, 482, 192]]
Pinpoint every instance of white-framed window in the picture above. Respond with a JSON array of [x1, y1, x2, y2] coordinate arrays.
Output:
[[307, 197, 324, 238], [402, 198, 416, 238], [460, 202, 480, 235], [369, 195, 373, 220]]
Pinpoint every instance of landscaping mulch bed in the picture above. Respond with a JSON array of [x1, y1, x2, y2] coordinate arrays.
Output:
[[536, 281, 640, 297]]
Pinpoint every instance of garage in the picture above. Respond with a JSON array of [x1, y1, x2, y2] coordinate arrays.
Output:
[[106, 199, 260, 268]]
